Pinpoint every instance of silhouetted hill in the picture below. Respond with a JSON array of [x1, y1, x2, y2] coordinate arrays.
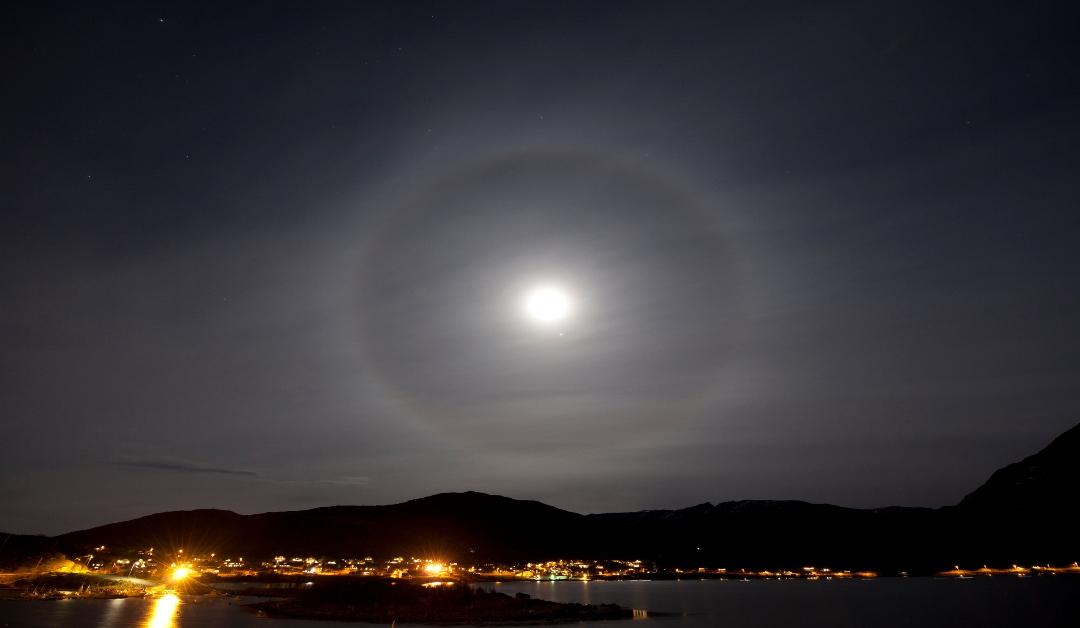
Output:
[[49, 422, 1080, 574], [0, 533, 64, 571], [939, 422, 1080, 566], [586, 500, 942, 572], [958, 422, 1080, 514], [57, 492, 589, 564]]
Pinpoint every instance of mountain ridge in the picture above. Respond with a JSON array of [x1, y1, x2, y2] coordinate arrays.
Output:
[[958, 422, 1080, 513], [4, 422, 1076, 573]]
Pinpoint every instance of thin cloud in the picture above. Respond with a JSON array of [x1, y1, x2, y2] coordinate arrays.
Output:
[[116, 458, 258, 477]]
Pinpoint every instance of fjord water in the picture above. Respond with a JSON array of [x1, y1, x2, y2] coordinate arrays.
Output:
[[2, 578, 1078, 627], [493, 578, 1080, 627]]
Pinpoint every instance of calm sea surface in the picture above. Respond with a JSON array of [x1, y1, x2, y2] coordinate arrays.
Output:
[[2, 578, 1078, 627]]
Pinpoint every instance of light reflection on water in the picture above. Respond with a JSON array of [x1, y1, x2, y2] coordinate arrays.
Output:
[[145, 594, 180, 628], [100, 598, 125, 628]]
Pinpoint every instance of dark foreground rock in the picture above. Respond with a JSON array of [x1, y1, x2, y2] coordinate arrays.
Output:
[[248, 579, 633, 624]]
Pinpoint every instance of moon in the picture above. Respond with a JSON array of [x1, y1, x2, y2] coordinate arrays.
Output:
[[522, 284, 573, 326]]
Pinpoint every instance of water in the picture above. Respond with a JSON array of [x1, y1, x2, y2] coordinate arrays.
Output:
[[491, 578, 1080, 627], [2, 578, 1078, 627]]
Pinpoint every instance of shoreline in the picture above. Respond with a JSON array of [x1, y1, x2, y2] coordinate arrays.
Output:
[[244, 579, 634, 624]]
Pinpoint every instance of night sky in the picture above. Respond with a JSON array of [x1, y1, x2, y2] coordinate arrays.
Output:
[[4, 1, 1080, 535]]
